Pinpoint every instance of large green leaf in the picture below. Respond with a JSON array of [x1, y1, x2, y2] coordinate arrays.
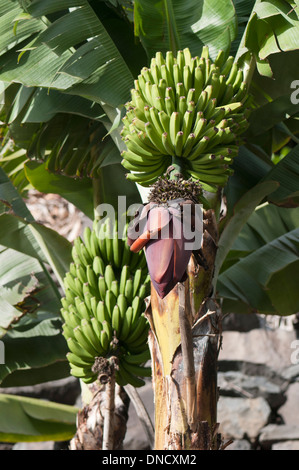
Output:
[[21, 88, 108, 124], [217, 204, 299, 315], [0, 316, 69, 387], [237, 0, 299, 76], [263, 144, 299, 207], [0, 0, 134, 107], [0, 213, 72, 289], [0, 246, 41, 338], [134, 0, 237, 59], [0, 243, 70, 386], [0, 168, 72, 289], [0, 394, 77, 442], [231, 0, 256, 55], [214, 180, 278, 284], [225, 141, 299, 213], [0, 166, 72, 385], [24, 161, 94, 220]]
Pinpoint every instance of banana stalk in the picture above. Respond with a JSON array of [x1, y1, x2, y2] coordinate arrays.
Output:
[[70, 377, 130, 450], [146, 209, 222, 450]]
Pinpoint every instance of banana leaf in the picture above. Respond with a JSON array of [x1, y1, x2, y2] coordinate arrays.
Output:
[[214, 180, 279, 283], [0, 167, 72, 288], [217, 204, 299, 315], [237, 0, 299, 74], [134, 0, 237, 58], [0, 394, 77, 443], [0, 0, 134, 107]]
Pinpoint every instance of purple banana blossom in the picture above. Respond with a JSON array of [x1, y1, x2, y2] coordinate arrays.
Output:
[[128, 199, 198, 299]]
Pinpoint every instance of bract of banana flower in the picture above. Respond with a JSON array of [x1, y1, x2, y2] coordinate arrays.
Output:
[[127, 199, 202, 299]]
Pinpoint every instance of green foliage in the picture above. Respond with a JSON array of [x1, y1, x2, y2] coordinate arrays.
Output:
[[121, 47, 250, 192], [0, 0, 298, 444], [217, 204, 299, 315], [0, 168, 71, 386], [134, 0, 237, 58], [0, 394, 77, 443], [62, 218, 151, 387]]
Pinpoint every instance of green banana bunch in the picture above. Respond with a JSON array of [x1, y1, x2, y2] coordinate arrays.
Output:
[[121, 46, 251, 192], [61, 217, 151, 387]]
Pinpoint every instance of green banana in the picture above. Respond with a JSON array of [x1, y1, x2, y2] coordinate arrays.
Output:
[[138, 283, 150, 299], [100, 329, 110, 352], [67, 337, 95, 362], [105, 290, 117, 318], [104, 265, 116, 290], [117, 364, 146, 388], [126, 326, 149, 351], [111, 280, 119, 298], [119, 306, 133, 342], [125, 316, 148, 345], [102, 320, 112, 343], [169, 112, 180, 147], [81, 318, 103, 355], [144, 122, 166, 154], [121, 360, 152, 378], [69, 262, 77, 278], [117, 294, 128, 319], [124, 278, 134, 304], [162, 132, 175, 155], [214, 49, 225, 68], [93, 256, 105, 276], [73, 326, 99, 357], [188, 136, 210, 161], [86, 265, 98, 292], [96, 301, 110, 323], [111, 304, 122, 335], [98, 276, 106, 301], [175, 131, 184, 156], [67, 352, 94, 369], [62, 323, 74, 340], [133, 269, 143, 297], [119, 265, 130, 295], [75, 299, 91, 321], [62, 217, 151, 387], [126, 162, 168, 186], [125, 349, 151, 365], [121, 46, 250, 188], [91, 316, 103, 341], [131, 296, 142, 327], [70, 365, 96, 381], [158, 110, 170, 134], [121, 150, 162, 167]]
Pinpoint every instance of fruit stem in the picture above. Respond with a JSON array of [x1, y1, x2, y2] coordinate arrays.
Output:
[[169, 156, 183, 181]]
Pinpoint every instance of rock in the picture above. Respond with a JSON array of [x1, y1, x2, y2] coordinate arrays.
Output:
[[0, 443, 13, 450], [259, 424, 299, 448], [219, 329, 297, 371], [278, 383, 299, 425], [222, 313, 260, 332], [218, 371, 286, 409], [280, 364, 299, 382], [272, 440, 299, 450], [218, 396, 271, 441], [123, 380, 155, 450], [225, 439, 252, 450], [0, 377, 80, 406], [13, 442, 56, 450]]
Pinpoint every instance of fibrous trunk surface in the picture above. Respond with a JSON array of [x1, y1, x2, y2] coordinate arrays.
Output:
[[70, 382, 129, 450], [147, 210, 222, 450]]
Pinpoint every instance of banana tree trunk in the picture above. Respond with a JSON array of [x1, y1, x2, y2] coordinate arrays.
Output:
[[146, 209, 222, 450], [70, 380, 130, 450]]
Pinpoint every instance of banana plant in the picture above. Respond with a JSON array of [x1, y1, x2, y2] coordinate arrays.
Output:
[[0, 0, 298, 450]]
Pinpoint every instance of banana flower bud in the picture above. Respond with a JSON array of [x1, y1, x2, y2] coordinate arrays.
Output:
[[127, 199, 202, 298]]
